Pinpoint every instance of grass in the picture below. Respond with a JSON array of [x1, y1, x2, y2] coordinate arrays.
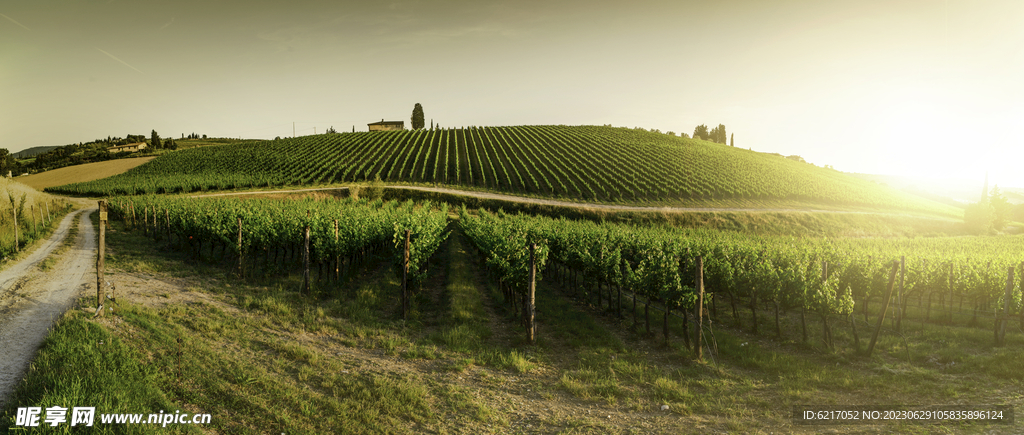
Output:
[[0, 308, 198, 434], [37, 212, 79, 272], [3, 211, 1021, 433]]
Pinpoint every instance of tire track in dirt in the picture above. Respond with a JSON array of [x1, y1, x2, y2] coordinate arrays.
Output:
[[0, 206, 96, 407]]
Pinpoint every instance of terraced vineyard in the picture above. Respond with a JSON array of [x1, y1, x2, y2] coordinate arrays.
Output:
[[49, 126, 957, 215]]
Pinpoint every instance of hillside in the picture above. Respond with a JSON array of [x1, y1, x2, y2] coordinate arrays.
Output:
[[16, 157, 156, 190], [12, 146, 59, 159], [47, 125, 960, 216]]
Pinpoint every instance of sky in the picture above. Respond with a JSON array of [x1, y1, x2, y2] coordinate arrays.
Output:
[[2, 0, 1022, 188]]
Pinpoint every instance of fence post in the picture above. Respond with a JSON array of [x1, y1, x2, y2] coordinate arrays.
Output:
[[11, 199, 18, 252], [996, 266, 1015, 346], [403, 229, 410, 320], [695, 255, 704, 362], [896, 256, 905, 332], [303, 226, 310, 294], [866, 261, 899, 358], [237, 217, 243, 278], [528, 243, 536, 345], [334, 219, 339, 282], [948, 263, 954, 323], [1019, 263, 1024, 332], [97, 201, 107, 313]]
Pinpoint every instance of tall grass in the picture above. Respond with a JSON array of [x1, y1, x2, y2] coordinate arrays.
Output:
[[0, 177, 74, 260]]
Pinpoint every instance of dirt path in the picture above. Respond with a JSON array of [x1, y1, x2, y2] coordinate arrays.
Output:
[[0, 206, 96, 407], [190, 185, 953, 218]]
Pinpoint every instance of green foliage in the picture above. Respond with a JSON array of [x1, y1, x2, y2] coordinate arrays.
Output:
[[107, 196, 450, 283], [151, 129, 162, 150], [411, 103, 425, 130], [460, 207, 549, 291], [48, 126, 956, 216], [692, 124, 709, 141], [0, 148, 13, 175], [989, 186, 1012, 230], [709, 124, 727, 144], [459, 209, 1024, 331], [392, 201, 450, 286], [964, 201, 995, 234]]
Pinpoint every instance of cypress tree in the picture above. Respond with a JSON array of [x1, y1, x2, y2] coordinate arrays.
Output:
[[411, 103, 425, 130]]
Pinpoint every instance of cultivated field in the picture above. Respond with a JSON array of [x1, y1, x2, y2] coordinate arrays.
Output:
[[17, 157, 155, 190], [1, 199, 1020, 433], [46, 126, 961, 218], [4, 125, 1020, 434]]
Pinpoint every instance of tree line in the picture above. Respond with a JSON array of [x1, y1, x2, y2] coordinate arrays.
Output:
[[2, 129, 196, 176], [692, 124, 733, 146]]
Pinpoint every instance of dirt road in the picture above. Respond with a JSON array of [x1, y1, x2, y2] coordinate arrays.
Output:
[[192, 185, 955, 218], [0, 206, 96, 407]]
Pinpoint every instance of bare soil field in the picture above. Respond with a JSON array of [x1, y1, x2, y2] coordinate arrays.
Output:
[[17, 157, 156, 190]]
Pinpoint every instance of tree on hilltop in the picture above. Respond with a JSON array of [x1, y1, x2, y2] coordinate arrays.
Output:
[[964, 202, 995, 234], [730, 133, 734, 147], [708, 124, 727, 144], [411, 103, 425, 130], [0, 149, 13, 176], [693, 124, 709, 141], [151, 130, 162, 149], [989, 186, 1012, 230]]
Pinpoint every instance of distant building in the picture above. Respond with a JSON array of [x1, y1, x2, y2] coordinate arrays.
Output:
[[368, 119, 404, 131], [107, 142, 147, 153]]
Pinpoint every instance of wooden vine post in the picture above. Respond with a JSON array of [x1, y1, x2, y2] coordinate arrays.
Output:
[[97, 200, 107, 314], [694, 255, 704, 361], [527, 243, 537, 345], [996, 266, 1015, 346], [822, 260, 831, 349], [402, 229, 411, 320], [237, 217, 243, 278], [333, 219, 339, 281], [302, 226, 311, 295], [1020, 263, 1024, 331], [895, 256, 905, 332], [948, 263, 954, 322], [11, 199, 17, 252], [866, 261, 899, 357]]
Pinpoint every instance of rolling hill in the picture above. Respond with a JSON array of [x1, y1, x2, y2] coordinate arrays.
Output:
[[47, 125, 960, 217], [16, 157, 157, 190]]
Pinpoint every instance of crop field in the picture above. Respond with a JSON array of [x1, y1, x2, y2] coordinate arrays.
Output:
[[46, 126, 960, 217], [112, 195, 1024, 345], [3, 195, 1021, 433], [17, 157, 156, 190]]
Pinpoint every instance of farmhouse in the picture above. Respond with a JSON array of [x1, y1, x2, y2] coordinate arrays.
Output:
[[108, 142, 147, 153], [368, 119, 404, 131]]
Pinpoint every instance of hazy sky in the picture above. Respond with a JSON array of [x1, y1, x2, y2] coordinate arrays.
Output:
[[2, 0, 1022, 187]]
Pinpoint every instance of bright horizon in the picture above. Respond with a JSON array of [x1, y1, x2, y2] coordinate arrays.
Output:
[[2, 1, 1021, 188]]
